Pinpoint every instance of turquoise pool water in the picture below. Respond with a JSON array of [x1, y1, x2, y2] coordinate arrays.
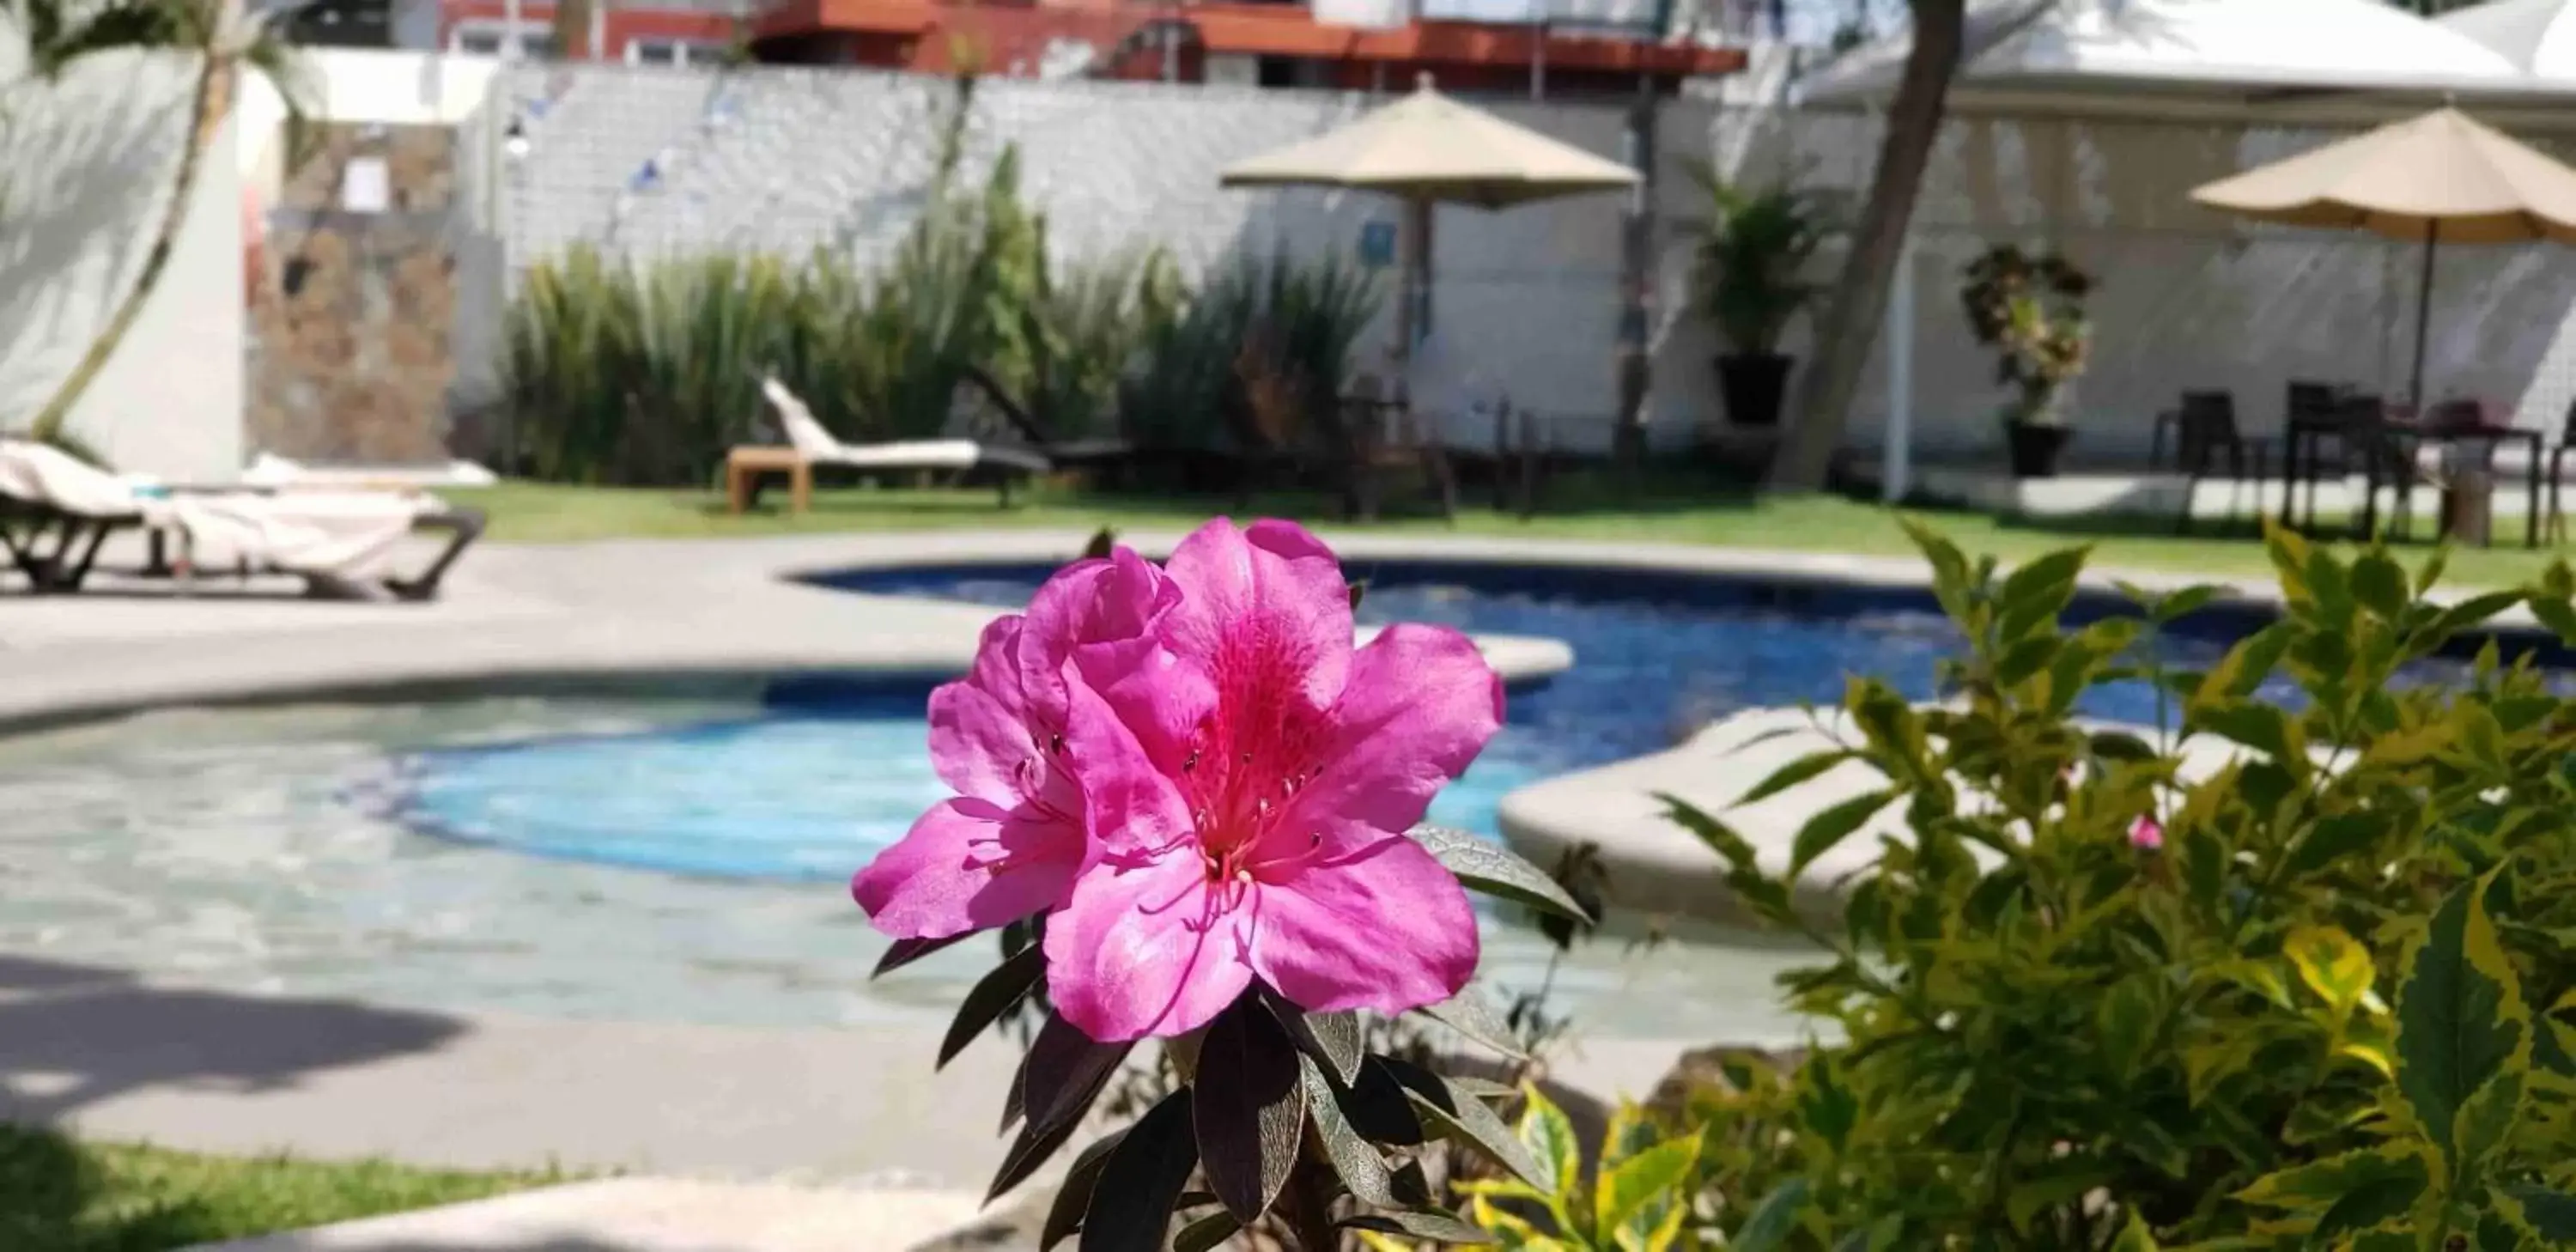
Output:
[[392, 690, 1542, 884]]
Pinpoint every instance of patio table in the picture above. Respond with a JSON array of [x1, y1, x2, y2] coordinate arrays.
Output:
[[2276, 408, 2543, 549]]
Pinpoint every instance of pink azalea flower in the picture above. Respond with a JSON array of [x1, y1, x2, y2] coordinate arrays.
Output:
[[1042, 520, 1502, 1042], [852, 550, 1184, 939], [2129, 815, 2164, 851]]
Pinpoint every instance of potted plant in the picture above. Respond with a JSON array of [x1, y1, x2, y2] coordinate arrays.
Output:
[[1960, 245, 2093, 478], [1692, 172, 1829, 428]]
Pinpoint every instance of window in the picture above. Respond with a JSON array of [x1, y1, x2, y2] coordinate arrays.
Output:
[[627, 37, 727, 66], [453, 22, 559, 58], [455, 27, 503, 54]]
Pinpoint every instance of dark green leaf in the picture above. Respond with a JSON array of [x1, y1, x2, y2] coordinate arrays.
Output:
[[2501, 1183, 2576, 1240], [1338, 1059, 1425, 1146], [2307, 1160, 2427, 1246], [873, 933, 971, 977], [1789, 787, 1899, 877], [2281, 812, 2390, 881], [1416, 984, 1528, 1061], [1079, 526, 1117, 561], [2352, 551, 2409, 621], [989, 1104, 1090, 1204], [1997, 547, 2089, 641], [2415, 591, 2525, 658], [1662, 797, 1796, 922], [1080, 1089, 1198, 1252], [1378, 1056, 1546, 1188], [2195, 623, 2293, 706], [1348, 580, 1367, 611], [1446, 1076, 1515, 1100], [1731, 1177, 1811, 1252], [1735, 749, 1855, 807], [2395, 873, 2530, 1163], [1340, 1209, 1496, 1244], [1038, 1128, 1127, 1251], [1012, 1013, 1135, 1139], [1173, 1212, 1240, 1252], [1899, 518, 1975, 618], [1194, 997, 1306, 1224], [2196, 702, 2302, 767], [1302, 1054, 1395, 1206], [939, 943, 1046, 1068], [2088, 730, 2159, 763], [1263, 992, 1361, 1085], [1406, 825, 1589, 922]]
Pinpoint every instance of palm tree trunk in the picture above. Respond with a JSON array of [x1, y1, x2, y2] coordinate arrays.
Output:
[[25, 52, 234, 448], [1765, 0, 1965, 491]]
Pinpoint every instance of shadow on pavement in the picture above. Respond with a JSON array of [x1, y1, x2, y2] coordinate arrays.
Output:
[[0, 954, 468, 1125]]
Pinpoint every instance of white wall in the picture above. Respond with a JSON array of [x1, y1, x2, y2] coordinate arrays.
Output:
[[0, 45, 246, 481]]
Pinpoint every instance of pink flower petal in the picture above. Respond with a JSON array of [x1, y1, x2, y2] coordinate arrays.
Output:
[[1030, 548, 1207, 768], [926, 678, 1042, 803], [1163, 518, 1353, 715], [1045, 850, 1252, 1042], [1285, 623, 1504, 846], [1249, 835, 1479, 1015], [852, 799, 1080, 939], [1060, 677, 1199, 855]]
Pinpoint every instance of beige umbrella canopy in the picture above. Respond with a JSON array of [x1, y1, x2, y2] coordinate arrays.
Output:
[[2191, 107, 2576, 403], [1221, 76, 1639, 360]]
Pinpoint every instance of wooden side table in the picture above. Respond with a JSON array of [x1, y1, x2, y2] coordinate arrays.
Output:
[[726, 447, 811, 515]]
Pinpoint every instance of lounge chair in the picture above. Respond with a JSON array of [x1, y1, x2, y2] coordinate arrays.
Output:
[[0, 439, 483, 602], [747, 377, 1049, 508]]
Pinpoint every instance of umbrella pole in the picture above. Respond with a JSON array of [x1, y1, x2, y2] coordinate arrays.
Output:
[[2409, 220, 2437, 410], [1397, 196, 1433, 376]]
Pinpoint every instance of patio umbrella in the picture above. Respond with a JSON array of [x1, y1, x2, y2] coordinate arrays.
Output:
[[2190, 106, 2576, 406], [1219, 75, 1639, 370]]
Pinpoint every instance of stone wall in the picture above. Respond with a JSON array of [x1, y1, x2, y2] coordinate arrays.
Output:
[[247, 122, 460, 464]]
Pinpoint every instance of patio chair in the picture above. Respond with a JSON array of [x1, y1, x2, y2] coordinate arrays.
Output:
[[748, 377, 1050, 507], [957, 364, 1137, 483], [0, 438, 484, 601], [2160, 391, 2270, 535]]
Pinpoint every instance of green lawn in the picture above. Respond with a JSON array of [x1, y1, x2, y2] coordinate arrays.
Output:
[[447, 477, 2576, 592], [0, 1123, 562, 1252]]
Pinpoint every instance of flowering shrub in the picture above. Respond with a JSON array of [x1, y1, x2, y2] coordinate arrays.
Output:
[[854, 518, 1589, 1249], [1665, 521, 2576, 1248]]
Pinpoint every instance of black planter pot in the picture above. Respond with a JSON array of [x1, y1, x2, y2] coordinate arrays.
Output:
[[2006, 422, 2072, 478], [1715, 353, 1793, 428]]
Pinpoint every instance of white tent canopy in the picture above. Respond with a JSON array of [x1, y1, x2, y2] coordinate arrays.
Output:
[[2439, 0, 2576, 81], [1798, 0, 2527, 113]]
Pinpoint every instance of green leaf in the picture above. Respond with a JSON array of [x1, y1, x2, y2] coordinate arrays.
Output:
[[1173, 1212, 1240, 1252], [1347, 580, 1368, 612], [1517, 1083, 1582, 1200], [1302, 1054, 1396, 1206], [1594, 1137, 1699, 1239], [2106, 1211, 2158, 1252], [2499, 1183, 2576, 1240], [1660, 797, 1795, 921], [2282, 812, 2390, 880], [2152, 584, 2221, 624], [1789, 787, 1900, 877], [1079, 526, 1117, 561], [1997, 547, 2089, 641], [939, 942, 1046, 1067], [1899, 518, 1974, 617], [1381, 1057, 1548, 1190], [2308, 1160, 2430, 1246], [2415, 591, 2526, 657], [2395, 872, 2532, 1164], [1267, 994, 1363, 1085], [1341, 1209, 1498, 1244], [2196, 702, 2305, 769], [873, 933, 970, 977], [2194, 623, 2293, 707], [1193, 997, 1305, 1223], [2529, 594, 2576, 643], [1038, 1128, 1127, 1251], [2236, 1145, 2427, 1210], [1079, 1088, 1198, 1252], [1417, 984, 1530, 1061], [1730, 1178, 1810, 1252], [1735, 749, 1855, 808], [1406, 826, 1589, 923], [2352, 551, 2409, 621], [2285, 925, 2377, 1018]]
